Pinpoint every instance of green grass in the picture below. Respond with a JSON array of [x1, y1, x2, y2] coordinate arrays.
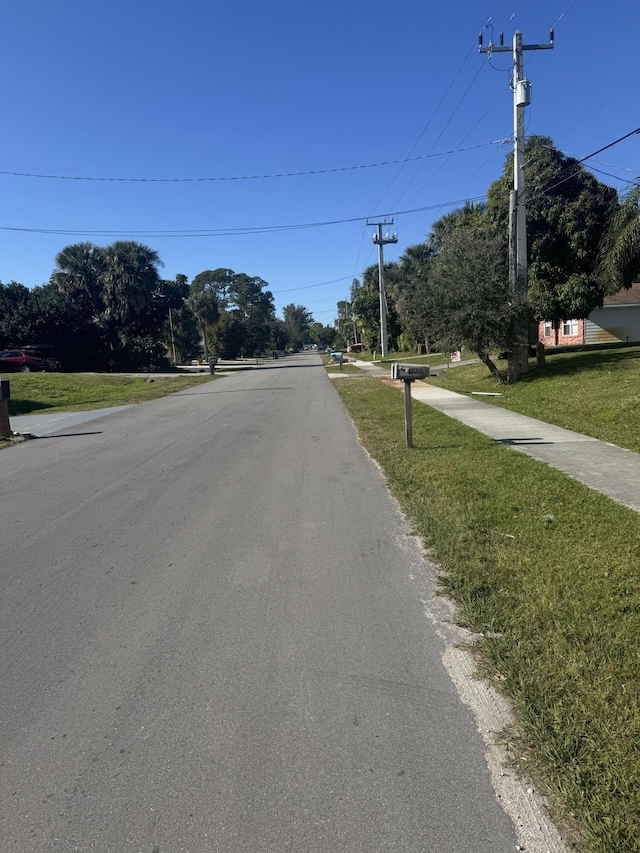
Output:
[[4, 372, 215, 416], [324, 362, 362, 374], [333, 375, 640, 853], [427, 345, 640, 452]]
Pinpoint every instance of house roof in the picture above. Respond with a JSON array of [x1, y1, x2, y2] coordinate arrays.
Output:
[[603, 283, 640, 306]]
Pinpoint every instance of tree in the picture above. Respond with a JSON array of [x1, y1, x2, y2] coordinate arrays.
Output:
[[335, 299, 354, 349], [26, 282, 108, 370], [99, 241, 162, 327], [52, 242, 105, 315], [282, 304, 313, 350], [1, 279, 108, 370], [208, 312, 247, 359], [165, 302, 200, 364], [190, 269, 276, 357], [428, 201, 486, 253], [395, 242, 436, 353], [597, 183, 640, 294], [269, 318, 288, 352], [187, 290, 220, 360], [351, 262, 403, 352], [351, 267, 381, 350], [487, 136, 617, 323], [427, 217, 512, 383], [228, 274, 275, 354], [309, 322, 336, 348], [52, 240, 164, 364], [191, 269, 235, 309], [0, 281, 36, 348]]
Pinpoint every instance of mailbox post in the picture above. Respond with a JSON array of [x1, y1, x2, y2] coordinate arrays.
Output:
[[330, 351, 344, 370], [0, 378, 11, 439], [391, 363, 430, 448]]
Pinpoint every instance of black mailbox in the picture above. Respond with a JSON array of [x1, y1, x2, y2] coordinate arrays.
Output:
[[0, 380, 10, 400], [391, 363, 430, 381]]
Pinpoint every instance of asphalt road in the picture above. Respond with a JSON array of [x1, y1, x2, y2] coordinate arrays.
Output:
[[1, 353, 519, 852]]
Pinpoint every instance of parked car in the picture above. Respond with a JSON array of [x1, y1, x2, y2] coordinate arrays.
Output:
[[0, 349, 47, 372], [20, 345, 62, 371]]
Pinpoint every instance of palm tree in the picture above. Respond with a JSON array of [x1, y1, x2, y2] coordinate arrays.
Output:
[[99, 241, 162, 327], [598, 184, 640, 294], [52, 242, 105, 312], [399, 243, 433, 281], [428, 202, 486, 252]]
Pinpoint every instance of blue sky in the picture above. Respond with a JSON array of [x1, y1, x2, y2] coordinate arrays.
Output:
[[1, 0, 638, 326]]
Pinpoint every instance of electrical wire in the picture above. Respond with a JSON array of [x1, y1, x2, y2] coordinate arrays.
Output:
[[554, 72, 640, 143], [0, 196, 488, 239], [540, 10, 640, 112], [271, 276, 354, 294], [0, 142, 503, 184], [531, 126, 640, 198], [366, 0, 512, 217], [588, 166, 639, 185]]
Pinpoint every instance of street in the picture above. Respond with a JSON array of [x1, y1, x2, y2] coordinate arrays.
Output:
[[1, 352, 520, 852]]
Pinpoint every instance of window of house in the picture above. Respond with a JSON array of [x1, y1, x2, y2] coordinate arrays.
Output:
[[543, 321, 552, 337], [562, 319, 578, 336]]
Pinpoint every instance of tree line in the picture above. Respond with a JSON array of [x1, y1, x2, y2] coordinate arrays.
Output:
[[3, 136, 636, 377], [339, 136, 640, 383], [0, 244, 334, 371]]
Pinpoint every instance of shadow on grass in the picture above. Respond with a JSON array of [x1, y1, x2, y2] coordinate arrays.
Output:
[[8, 399, 55, 416], [518, 347, 640, 383]]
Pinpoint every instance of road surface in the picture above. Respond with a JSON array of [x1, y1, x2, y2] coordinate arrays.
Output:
[[1, 353, 522, 852]]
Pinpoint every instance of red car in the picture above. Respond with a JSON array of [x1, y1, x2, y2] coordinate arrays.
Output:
[[0, 349, 47, 372]]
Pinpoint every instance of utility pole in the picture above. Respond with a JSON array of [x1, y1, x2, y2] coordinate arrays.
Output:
[[369, 220, 398, 358], [168, 307, 178, 366], [479, 28, 554, 381]]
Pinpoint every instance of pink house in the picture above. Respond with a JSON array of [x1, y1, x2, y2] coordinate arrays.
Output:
[[538, 283, 640, 347]]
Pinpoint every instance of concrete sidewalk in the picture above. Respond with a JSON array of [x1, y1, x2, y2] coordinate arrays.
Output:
[[347, 360, 640, 514], [411, 383, 640, 512]]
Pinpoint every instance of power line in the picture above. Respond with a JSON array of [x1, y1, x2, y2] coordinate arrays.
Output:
[[367, 1, 512, 215], [0, 141, 504, 184], [532, 126, 640, 197], [271, 276, 354, 294], [0, 197, 487, 238], [4, 130, 635, 250]]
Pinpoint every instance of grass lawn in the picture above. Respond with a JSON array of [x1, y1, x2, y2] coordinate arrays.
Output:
[[3, 372, 215, 417], [324, 362, 362, 374], [427, 345, 640, 452], [333, 373, 640, 853]]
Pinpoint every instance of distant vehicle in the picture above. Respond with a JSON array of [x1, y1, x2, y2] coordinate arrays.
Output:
[[20, 344, 62, 371], [347, 343, 365, 353], [0, 349, 47, 372]]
